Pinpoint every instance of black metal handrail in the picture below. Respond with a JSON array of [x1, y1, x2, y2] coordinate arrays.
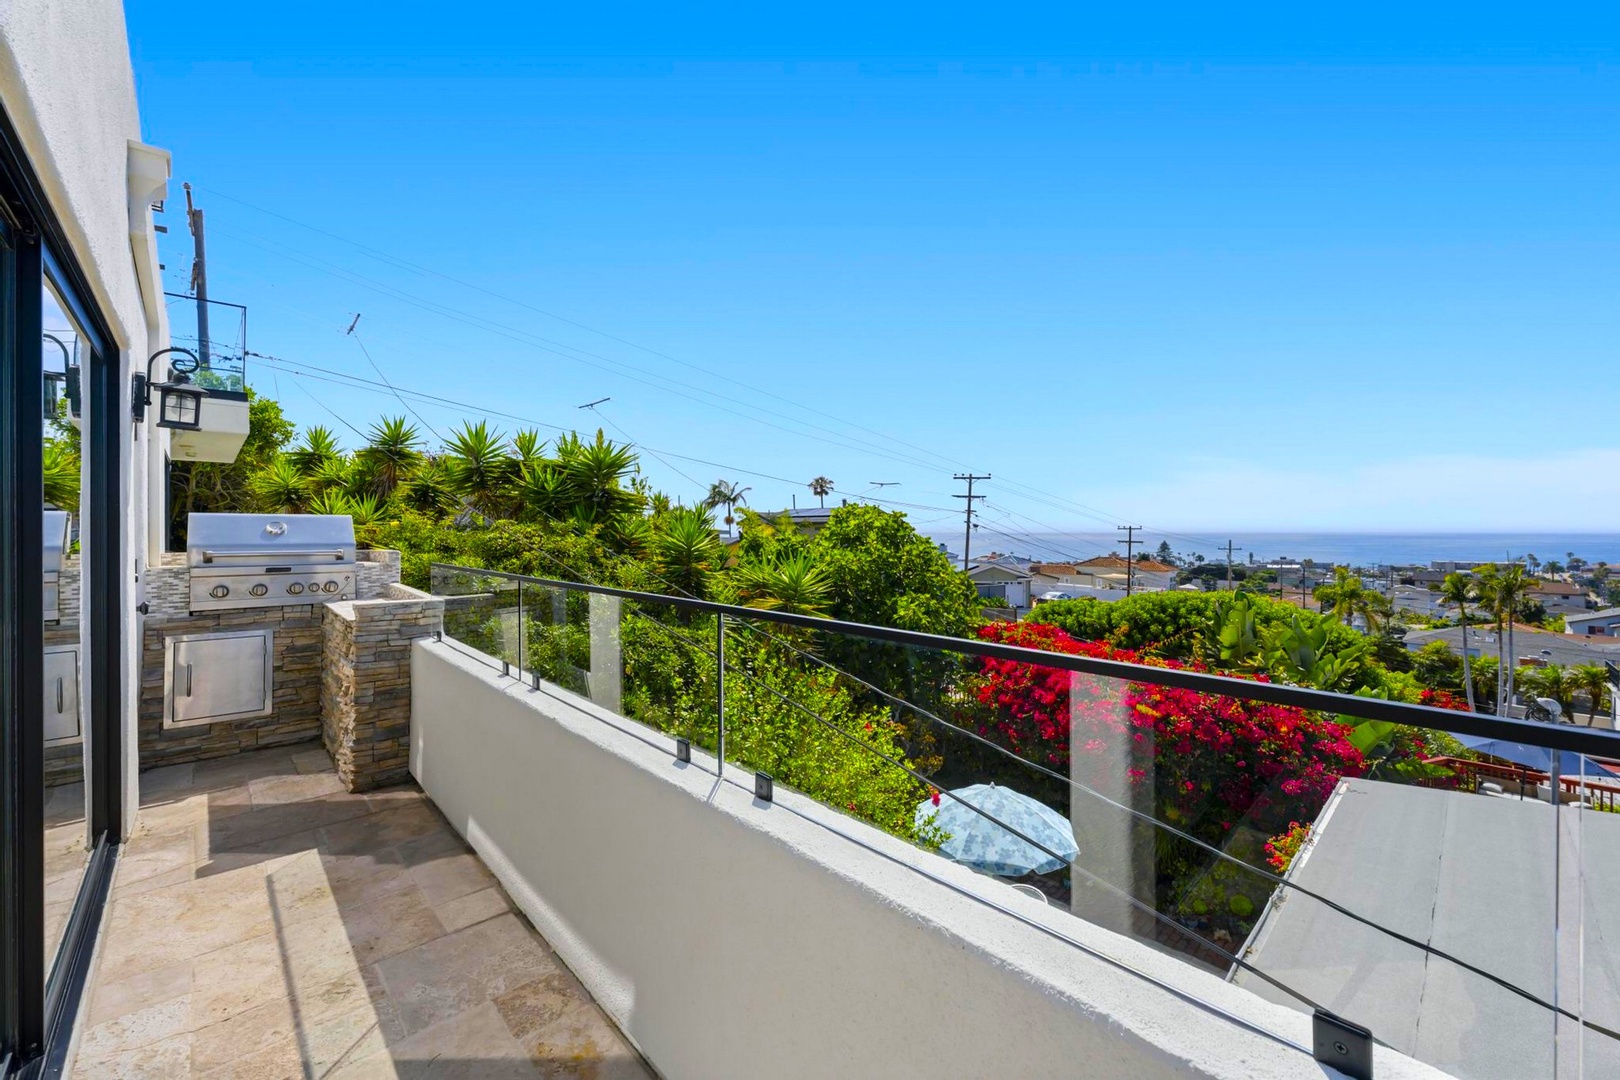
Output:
[[429, 562, 1620, 758], [430, 560, 1620, 1057]]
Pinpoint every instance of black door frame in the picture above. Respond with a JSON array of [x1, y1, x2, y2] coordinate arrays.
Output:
[[0, 101, 127, 1078]]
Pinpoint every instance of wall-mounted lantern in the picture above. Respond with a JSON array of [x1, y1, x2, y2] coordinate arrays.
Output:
[[133, 346, 207, 431], [43, 333, 79, 420]]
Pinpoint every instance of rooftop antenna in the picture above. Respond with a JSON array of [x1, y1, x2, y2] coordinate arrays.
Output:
[[579, 397, 611, 410], [870, 481, 899, 488], [345, 313, 362, 335]]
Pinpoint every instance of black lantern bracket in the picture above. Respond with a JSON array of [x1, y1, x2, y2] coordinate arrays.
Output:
[[133, 346, 207, 430]]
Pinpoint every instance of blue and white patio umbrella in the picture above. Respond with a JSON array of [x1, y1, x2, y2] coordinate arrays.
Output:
[[916, 783, 1079, 877], [1453, 733, 1619, 778]]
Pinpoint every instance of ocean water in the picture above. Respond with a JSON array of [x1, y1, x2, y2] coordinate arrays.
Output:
[[930, 531, 1620, 569]]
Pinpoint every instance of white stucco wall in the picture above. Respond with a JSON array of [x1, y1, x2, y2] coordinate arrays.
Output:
[[0, 0, 168, 835], [412, 640, 1448, 1080]]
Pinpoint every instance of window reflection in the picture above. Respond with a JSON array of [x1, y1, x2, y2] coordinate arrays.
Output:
[[41, 280, 88, 979]]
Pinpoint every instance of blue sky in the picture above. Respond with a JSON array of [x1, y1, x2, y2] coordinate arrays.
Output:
[[125, 4, 1620, 545]]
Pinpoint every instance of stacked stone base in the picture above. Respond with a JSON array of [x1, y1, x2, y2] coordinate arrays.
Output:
[[322, 584, 443, 791], [137, 549, 442, 793]]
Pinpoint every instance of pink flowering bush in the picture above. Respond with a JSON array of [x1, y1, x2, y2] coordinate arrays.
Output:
[[972, 621, 1366, 848]]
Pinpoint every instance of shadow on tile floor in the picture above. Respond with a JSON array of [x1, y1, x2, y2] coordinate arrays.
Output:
[[71, 741, 656, 1079]]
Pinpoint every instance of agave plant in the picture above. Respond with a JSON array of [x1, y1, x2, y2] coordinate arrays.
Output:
[[250, 458, 309, 513], [555, 430, 643, 521]]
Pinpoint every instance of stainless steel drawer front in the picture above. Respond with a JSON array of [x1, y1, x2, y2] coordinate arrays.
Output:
[[163, 629, 274, 728], [43, 645, 80, 745]]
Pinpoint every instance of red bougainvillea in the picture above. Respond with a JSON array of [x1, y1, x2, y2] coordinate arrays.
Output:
[[972, 621, 1366, 841]]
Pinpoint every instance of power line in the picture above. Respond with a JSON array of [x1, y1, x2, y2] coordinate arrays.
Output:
[[194, 186, 1232, 542], [347, 319, 446, 442]]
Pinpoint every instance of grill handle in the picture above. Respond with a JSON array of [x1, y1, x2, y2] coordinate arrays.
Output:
[[185, 664, 193, 697], [199, 549, 349, 564], [55, 677, 63, 714]]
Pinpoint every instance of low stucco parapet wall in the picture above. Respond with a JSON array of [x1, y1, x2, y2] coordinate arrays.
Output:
[[410, 639, 1450, 1080]]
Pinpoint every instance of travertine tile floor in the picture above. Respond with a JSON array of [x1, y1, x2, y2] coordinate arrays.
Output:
[[71, 743, 655, 1079]]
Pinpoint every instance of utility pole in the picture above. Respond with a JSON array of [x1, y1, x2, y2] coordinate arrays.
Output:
[[1225, 540, 1244, 591], [953, 474, 990, 571], [1117, 525, 1142, 596], [183, 182, 210, 369]]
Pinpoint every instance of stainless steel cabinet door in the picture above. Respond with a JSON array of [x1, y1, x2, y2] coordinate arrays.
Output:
[[166, 630, 273, 728], [43, 645, 80, 744]]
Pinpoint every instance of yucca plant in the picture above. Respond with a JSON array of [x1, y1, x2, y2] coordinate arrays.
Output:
[[398, 457, 457, 517], [306, 489, 356, 517], [287, 425, 342, 475], [737, 551, 832, 617], [357, 416, 422, 497], [43, 442, 80, 512], [250, 458, 309, 513], [444, 421, 514, 516], [654, 507, 723, 599]]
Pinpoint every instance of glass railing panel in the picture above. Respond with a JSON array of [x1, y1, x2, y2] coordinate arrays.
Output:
[[422, 566, 1613, 1077], [429, 565, 523, 670]]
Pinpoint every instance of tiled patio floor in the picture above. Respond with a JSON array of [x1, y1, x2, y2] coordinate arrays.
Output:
[[71, 743, 654, 1079]]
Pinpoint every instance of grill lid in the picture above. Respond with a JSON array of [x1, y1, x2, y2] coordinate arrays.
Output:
[[43, 510, 70, 576], [186, 513, 356, 568]]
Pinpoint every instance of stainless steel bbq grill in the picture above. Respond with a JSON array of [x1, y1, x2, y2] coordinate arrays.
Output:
[[43, 509, 69, 622], [186, 513, 356, 613]]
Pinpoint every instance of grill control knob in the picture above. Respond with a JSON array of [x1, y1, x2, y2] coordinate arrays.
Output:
[[209, 585, 230, 599], [307, 582, 321, 593], [249, 584, 269, 597], [323, 581, 340, 594], [287, 583, 304, 595]]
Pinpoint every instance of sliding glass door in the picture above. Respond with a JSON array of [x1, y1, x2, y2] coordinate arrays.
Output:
[[0, 122, 125, 1077]]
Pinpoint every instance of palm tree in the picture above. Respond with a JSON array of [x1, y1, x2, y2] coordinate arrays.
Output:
[[1494, 564, 1532, 712], [1313, 566, 1390, 632], [1474, 563, 1506, 712], [704, 479, 753, 539], [1572, 664, 1611, 727], [1439, 571, 1478, 711], [358, 416, 422, 498], [1519, 663, 1576, 720], [808, 476, 834, 509]]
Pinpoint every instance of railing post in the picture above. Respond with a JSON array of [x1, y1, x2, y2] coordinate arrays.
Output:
[[517, 581, 525, 683], [717, 612, 726, 778]]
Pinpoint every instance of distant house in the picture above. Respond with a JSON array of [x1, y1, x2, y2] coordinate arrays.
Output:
[[1529, 579, 1592, 616], [1567, 608, 1620, 637], [966, 559, 1031, 609], [759, 506, 836, 536], [1388, 584, 1445, 618], [1403, 623, 1620, 669], [1073, 555, 1176, 592]]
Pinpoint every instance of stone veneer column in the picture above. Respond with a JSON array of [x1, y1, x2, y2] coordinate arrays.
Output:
[[322, 585, 444, 792]]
